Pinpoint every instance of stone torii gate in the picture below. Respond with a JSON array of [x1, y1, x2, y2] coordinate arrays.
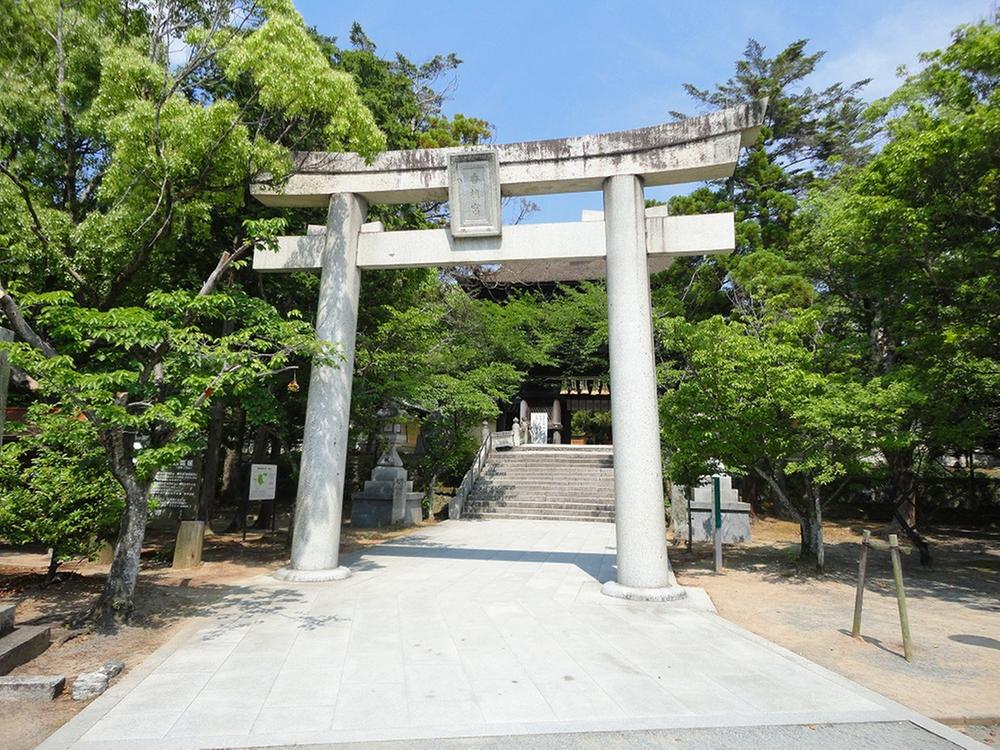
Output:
[[252, 101, 766, 601]]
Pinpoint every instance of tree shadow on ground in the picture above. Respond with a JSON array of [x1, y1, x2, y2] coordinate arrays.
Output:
[[948, 633, 1000, 650], [670, 521, 1000, 614], [835, 628, 907, 659], [346, 534, 615, 582]]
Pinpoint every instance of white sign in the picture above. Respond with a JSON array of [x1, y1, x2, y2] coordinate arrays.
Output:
[[249, 463, 278, 501], [530, 412, 548, 445]]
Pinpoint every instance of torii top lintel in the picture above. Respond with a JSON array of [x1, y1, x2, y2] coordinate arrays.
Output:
[[251, 101, 767, 207]]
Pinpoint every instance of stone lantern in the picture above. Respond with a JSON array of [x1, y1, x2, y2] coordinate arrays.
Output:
[[350, 404, 424, 528]]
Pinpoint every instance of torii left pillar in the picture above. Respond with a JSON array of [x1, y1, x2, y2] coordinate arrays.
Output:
[[275, 193, 367, 581]]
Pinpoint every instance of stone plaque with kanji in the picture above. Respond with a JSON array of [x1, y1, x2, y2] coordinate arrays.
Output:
[[447, 151, 501, 238]]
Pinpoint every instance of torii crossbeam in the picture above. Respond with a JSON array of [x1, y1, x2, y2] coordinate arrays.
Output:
[[252, 101, 766, 600]]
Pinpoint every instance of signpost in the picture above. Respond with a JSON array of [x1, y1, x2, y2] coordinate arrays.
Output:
[[713, 475, 723, 573], [246, 463, 278, 539], [249, 464, 278, 501]]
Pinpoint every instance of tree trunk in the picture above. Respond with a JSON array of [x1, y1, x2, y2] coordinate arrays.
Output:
[[812, 486, 825, 571], [90, 428, 150, 629], [197, 398, 226, 523], [426, 472, 439, 520], [754, 466, 818, 566], [220, 404, 247, 507], [91, 481, 149, 629], [885, 448, 918, 528], [798, 515, 814, 560], [46, 548, 60, 582]]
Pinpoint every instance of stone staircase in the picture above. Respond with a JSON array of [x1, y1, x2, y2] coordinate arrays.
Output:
[[463, 445, 615, 522]]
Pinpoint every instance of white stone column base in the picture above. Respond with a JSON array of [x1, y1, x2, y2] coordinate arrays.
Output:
[[601, 580, 688, 602], [273, 566, 352, 583]]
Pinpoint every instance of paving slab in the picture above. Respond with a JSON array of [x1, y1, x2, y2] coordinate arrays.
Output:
[[258, 721, 973, 749], [36, 519, 985, 750]]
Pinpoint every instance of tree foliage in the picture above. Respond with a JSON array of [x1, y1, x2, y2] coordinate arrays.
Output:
[[0, 0, 385, 626], [657, 18, 999, 566], [0, 406, 123, 578]]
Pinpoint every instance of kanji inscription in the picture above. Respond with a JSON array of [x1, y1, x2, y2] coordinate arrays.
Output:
[[447, 151, 501, 238]]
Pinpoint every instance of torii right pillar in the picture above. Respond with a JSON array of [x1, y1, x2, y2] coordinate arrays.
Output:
[[601, 174, 685, 601]]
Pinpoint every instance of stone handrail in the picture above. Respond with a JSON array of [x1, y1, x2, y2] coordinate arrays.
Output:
[[450, 429, 494, 520]]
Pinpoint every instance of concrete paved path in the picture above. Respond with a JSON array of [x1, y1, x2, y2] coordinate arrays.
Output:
[[39, 520, 982, 749]]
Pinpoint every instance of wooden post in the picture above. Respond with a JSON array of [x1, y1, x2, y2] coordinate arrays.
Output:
[[851, 529, 871, 638], [172, 520, 205, 568], [713, 476, 722, 573], [889, 533, 914, 661]]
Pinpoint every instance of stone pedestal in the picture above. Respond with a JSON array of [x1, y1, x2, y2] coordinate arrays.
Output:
[[352, 444, 423, 529], [672, 474, 752, 543]]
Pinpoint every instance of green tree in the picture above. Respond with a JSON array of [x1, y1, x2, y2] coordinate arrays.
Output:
[[0, 406, 124, 579], [0, 0, 384, 626], [659, 38, 873, 321], [796, 15, 1000, 528], [658, 311, 899, 569]]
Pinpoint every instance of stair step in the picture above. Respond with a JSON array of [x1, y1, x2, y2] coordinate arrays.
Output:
[[464, 512, 613, 523], [467, 501, 614, 511], [466, 446, 616, 524], [0, 625, 51, 676]]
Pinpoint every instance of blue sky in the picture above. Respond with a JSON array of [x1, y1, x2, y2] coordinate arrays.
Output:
[[295, 0, 991, 222]]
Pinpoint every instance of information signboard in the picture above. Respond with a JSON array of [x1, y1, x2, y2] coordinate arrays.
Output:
[[150, 459, 198, 509], [249, 463, 278, 501]]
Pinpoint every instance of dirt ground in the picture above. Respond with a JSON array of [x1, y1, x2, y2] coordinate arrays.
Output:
[[1, 517, 997, 749], [0, 522, 431, 750], [672, 517, 1000, 745]]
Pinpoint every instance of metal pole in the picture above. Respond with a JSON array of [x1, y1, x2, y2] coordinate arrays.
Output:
[[889, 533, 914, 661], [713, 476, 722, 573], [851, 529, 871, 638]]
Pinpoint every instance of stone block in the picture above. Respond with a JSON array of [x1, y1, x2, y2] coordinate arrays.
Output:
[[0, 604, 14, 637], [172, 520, 205, 569], [371, 466, 407, 483], [688, 501, 752, 543], [0, 675, 65, 700], [671, 474, 752, 544], [352, 449, 423, 529], [99, 660, 124, 679], [0, 624, 50, 675], [72, 670, 109, 700]]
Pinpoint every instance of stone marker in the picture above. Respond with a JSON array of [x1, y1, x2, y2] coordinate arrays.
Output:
[[0, 675, 65, 701], [171, 520, 205, 568], [671, 474, 752, 544]]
